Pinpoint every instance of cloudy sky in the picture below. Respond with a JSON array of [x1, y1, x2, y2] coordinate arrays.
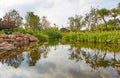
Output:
[[0, 0, 119, 27]]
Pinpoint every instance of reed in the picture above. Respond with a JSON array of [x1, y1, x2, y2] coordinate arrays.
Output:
[[62, 30, 120, 44]]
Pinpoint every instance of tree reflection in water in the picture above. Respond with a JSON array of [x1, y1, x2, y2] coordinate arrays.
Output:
[[0, 41, 58, 68], [68, 43, 120, 74], [0, 42, 40, 68], [27, 45, 50, 66]]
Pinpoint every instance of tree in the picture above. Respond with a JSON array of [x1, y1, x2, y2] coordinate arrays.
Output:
[[68, 17, 75, 31], [41, 16, 50, 29], [97, 8, 110, 29], [111, 8, 120, 29], [68, 15, 83, 31], [74, 15, 83, 31], [83, 7, 99, 30], [25, 12, 41, 30], [117, 3, 120, 10], [3, 9, 23, 27]]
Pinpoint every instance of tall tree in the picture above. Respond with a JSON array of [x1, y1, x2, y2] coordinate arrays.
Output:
[[25, 12, 41, 30], [97, 8, 110, 29], [111, 8, 119, 29], [74, 15, 83, 31], [83, 7, 99, 30], [68, 15, 83, 31], [41, 16, 50, 29], [117, 3, 120, 10], [3, 9, 23, 27], [68, 17, 75, 31]]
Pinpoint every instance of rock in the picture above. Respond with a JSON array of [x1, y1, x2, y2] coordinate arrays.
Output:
[[0, 42, 8, 47], [12, 32, 23, 37], [4, 39, 11, 42], [24, 37, 30, 45], [0, 38, 4, 43], [16, 37, 23, 42], [8, 35, 16, 39], [0, 32, 38, 50], [14, 41, 23, 47], [0, 34, 8, 38], [24, 34, 38, 42], [29, 42, 37, 47], [29, 35, 38, 42]]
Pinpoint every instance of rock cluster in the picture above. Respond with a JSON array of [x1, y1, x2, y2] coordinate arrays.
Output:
[[0, 32, 38, 51]]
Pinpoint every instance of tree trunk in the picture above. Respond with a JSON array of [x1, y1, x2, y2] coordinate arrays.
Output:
[[102, 17, 107, 29], [114, 17, 116, 30]]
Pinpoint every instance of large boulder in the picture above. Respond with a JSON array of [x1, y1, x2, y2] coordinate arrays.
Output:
[[25, 34, 38, 42], [16, 37, 23, 42], [4, 39, 11, 42], [29, 35, 38, 42], [0, 38, 4, 43], [0, 32, 38, 50], [12, 32, 24, 37], [8, 35, 16, 39], [14, 41, 23, 47], [23, 37, 30, 45], [0, 34, 8, 39]]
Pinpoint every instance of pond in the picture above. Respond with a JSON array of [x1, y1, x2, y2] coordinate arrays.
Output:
[[0, 42, 120, 78]]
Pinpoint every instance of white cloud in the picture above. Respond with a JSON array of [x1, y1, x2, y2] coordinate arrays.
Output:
[[0, 0, 36, 7]]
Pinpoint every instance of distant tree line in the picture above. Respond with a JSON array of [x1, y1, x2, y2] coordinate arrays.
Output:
[[1, 10, 50, 31], [67, 3, 120, 31], [1, 3, 120, 32]]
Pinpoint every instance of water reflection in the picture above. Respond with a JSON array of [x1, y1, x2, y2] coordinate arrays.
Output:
[[68, 43, 120, 65], [27, 45, 50, 66], [67, 43, 120, 77], [0, 42, 120, 78]]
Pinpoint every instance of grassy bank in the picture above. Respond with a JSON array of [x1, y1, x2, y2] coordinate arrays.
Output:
[[62, 30, 120, 44], [2, 28, 62, 42]]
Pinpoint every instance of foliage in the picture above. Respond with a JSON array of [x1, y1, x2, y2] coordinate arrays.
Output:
[[0, 30, 5, 34], [41, 16, 50, 29], [33, 31, 49, 42], [96, 24, 120, 31], [97, 8, 110, 28], [83, 7, 99, 30], [43, 27, 62, 40], [9, 28, 48, 42], [25, 12, 41, 30], [68, 15, 83, 31], [3, 9, 23, 27], [62, 30, 120, 44]]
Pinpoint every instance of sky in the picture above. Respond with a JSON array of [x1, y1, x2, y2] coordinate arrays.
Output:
[[0, 0, 119, 27]]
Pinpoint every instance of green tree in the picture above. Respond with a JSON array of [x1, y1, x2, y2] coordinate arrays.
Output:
[[74, 15, 83, 31], [68, 15, 83, 31], [25, 12, 41, 30], [97, 8, 110, 29], [83, 7, 99, 30], [41, 16, 50, 29], [68, 17, 75, 31], [111, 8, 120, 29], [3, 9, 23, 27], [117, 3, 120, 10]]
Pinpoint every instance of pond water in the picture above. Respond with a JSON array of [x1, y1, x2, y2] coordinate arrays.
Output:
[[0, 42, 120, 78]]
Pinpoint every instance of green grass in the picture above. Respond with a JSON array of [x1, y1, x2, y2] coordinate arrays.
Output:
[[3, 28, 61, 42], [62, 30, 120, 44]]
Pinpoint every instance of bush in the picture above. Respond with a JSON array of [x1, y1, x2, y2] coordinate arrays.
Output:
[[33, 32, 49, 42], [43, 27, 62, 40]]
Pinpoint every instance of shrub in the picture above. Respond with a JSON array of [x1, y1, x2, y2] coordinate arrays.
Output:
[[43, 27, 62, 40]]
